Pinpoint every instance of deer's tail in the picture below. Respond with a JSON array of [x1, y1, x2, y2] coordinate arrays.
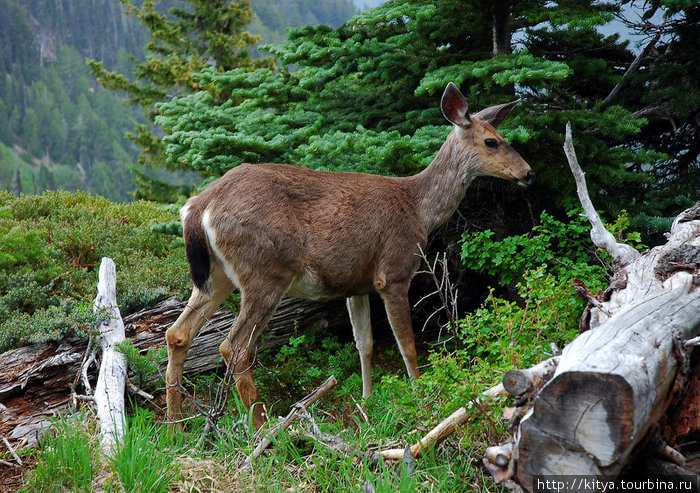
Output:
[[181, 203, 211, 292]]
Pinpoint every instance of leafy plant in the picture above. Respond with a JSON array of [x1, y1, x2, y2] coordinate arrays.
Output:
[[461, 209, 608, 287]]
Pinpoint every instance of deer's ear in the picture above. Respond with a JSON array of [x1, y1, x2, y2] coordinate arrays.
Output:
[[473, 99, 520, 128], [441, 82, 471, 128]]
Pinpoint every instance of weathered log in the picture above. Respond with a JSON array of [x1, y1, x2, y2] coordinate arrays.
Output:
[[123, 296, 349, 376], [507, 126, 700, 491], [0, 295, 349, 448], [92, 258, 128, 451], [516, 272, 700, 488]]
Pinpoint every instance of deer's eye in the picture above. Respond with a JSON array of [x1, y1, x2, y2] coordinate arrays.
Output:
[[484, 138, 499, 149]]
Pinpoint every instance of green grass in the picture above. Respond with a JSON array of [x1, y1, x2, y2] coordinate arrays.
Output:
[[107, 407, 177, 493], [21, 414, 98, 493]]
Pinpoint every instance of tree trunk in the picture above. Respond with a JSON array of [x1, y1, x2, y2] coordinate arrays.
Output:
[[483, 124, 700, 490], [492, 4, 512, 56]]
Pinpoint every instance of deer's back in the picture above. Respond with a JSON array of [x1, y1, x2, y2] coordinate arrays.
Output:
[[188, 163, 426, 299]]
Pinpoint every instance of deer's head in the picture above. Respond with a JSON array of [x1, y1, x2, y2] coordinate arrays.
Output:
[[440, 82, 535, 187]]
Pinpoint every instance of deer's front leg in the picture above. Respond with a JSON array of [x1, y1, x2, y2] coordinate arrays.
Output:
[[347, 295, 374, 398], [380, 284, 420, 380]]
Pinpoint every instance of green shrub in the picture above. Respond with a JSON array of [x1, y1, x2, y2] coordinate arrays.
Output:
[[461, 209, 608, 286], [0, 190, 191, 353]]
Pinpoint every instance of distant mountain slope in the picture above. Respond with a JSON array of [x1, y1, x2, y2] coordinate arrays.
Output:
[[0, 0, 362, 200]]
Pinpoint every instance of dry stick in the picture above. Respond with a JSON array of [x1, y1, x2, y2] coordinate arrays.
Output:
[[564, 122, 639, 266], [0, 458, 18, 468], [414, 245, 459, 337], [379, 407, 468, 460], [2, 437, 22, 466], [241, 375, 338, 469]]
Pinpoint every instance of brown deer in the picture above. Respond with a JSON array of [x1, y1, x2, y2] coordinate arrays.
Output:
[[165, 82, 534, 429]]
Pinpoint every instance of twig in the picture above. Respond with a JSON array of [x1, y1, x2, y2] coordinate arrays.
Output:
[[379, 407, 468, 460], [3, 437, 22, 466], [126, 380, 155, 401], [241, 375, 338, 469], [351, 395, 370, 424], [414, 246, 459, 338], [564, 123, 639, 266]]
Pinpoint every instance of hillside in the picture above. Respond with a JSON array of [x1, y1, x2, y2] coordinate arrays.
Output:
[[0, 0, 359, 201]]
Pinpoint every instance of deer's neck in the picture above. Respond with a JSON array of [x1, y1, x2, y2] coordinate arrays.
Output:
[[407, 131, 480, 234]]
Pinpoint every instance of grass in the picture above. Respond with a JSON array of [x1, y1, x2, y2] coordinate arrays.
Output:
[[20, 413, 98, 493], [19, 369, 512, 493]]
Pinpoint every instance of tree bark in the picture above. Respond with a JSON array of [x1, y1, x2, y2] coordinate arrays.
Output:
[[492, 3, 512, 56]]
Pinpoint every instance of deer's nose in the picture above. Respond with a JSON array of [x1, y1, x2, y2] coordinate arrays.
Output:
[[524, 170, 536, 184]]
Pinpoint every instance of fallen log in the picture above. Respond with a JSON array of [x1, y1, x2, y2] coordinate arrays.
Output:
[[0, 295, 348, 449], [485, 123, 700, 491]]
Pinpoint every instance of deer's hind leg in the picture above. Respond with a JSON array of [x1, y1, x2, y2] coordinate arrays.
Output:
[[165, 269, 233, 428], [219, 277, 291, 430]]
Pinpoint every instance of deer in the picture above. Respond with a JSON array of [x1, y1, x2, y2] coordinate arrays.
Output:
[[165, 82, 535, 429]]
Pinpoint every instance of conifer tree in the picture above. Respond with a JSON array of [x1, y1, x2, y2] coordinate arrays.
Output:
[[157, 0, 698, 236], [87, 0, 271, 170]]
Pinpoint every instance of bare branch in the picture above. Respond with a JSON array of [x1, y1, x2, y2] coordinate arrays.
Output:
[[241, 375, 337, 469], [564, 123, 640, 266]]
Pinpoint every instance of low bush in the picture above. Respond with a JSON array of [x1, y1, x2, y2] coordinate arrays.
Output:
[[0, 191, 190, 353]]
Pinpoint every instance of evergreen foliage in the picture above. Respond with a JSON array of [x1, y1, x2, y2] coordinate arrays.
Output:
[[87, 0, 272, 173], [157, 0, 698, 237]]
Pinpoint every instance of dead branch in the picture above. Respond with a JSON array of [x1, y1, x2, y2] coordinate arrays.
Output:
[[2, 437, 22, 466], [379, 407, 468, 460], [92, 257, 128, 452], [564, 122, 640, 266], [241, 375, 337, 468], [600, 10, 667, 110], [501, 356, 560, 398]]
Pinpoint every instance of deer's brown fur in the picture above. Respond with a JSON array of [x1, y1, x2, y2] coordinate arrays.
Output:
[[165, 83, 534, 429]]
